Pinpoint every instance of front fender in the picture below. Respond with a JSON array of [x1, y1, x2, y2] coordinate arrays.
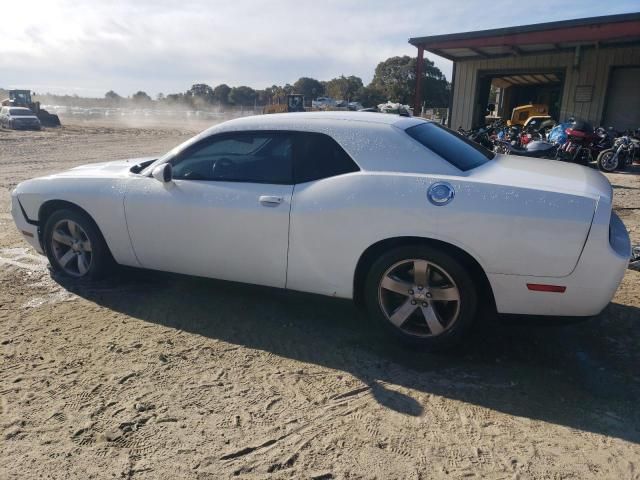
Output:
[[13, 177, 140, 267]]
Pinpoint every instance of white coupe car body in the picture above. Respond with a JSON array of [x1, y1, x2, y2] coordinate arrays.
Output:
[[12, 112, 630, 319]]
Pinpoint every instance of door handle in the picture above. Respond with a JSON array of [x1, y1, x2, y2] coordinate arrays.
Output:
[[259, 195, 283, 206]]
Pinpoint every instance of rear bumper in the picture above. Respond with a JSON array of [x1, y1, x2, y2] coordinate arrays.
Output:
[[10, 191, 44, 253], [489, 207, 630, 317]]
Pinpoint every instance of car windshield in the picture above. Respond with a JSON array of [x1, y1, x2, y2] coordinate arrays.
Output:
[[140, 132, 209, 175], [10, 108, 33, 116], [405, 122, 494, 171]]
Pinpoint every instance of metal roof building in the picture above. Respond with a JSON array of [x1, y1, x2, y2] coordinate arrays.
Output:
[[409, 13, 640, 130]]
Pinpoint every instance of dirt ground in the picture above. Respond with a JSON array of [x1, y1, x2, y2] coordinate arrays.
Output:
[[1, 122, 639, 479]]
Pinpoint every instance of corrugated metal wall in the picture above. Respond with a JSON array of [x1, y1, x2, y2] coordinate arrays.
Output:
[[451, 45, 640, 130]]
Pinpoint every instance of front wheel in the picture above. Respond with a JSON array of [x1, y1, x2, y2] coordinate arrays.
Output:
[[597, 149, 619, 172], [364, 246, 478, 350], [43, 209, 112, 279]]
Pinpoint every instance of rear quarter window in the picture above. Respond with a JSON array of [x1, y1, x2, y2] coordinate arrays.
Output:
[[293, 132, 359, 183], [405, 122, 494, 171]]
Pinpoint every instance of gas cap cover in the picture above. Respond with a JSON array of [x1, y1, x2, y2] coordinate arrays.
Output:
[[427, 182, 455, 206]]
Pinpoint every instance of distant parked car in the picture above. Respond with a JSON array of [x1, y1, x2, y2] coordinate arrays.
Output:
[[312, 97, 337, 109], [0, 106, 42, 130], [378, 101, 412, 116], [11, 112, 631, 350]]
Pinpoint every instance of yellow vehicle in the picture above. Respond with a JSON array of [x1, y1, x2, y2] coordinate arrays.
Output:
[[263, 94, 305, 114], [507, 103, 553, 128], [1, 90, 61, 127]]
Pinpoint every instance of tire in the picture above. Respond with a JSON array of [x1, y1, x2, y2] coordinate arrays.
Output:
[[597, 149, 618, 172], [364, 245, 478, 351], [43, 209, 112, 280]]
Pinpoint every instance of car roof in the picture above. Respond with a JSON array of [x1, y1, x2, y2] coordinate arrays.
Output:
[[214, 111, 425, 130], [157, 111, 458, 177]]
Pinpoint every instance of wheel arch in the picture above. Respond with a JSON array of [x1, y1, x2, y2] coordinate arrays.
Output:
[[38, 200, 111, 255], [352, 236, 495, 311]]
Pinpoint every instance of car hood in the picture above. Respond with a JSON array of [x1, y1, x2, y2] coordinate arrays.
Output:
[[469, 154, 612, 202], [50, 157, 157, 178]]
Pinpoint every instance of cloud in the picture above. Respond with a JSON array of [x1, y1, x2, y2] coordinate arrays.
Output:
[[2, 0, 638, 97]]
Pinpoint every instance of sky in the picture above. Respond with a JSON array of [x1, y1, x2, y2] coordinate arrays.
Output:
[[2, 0, 639, 98]]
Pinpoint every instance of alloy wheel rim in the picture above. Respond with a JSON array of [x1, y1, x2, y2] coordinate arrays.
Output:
[[50, 219, 93, 277], [378, 259, 461, 338]]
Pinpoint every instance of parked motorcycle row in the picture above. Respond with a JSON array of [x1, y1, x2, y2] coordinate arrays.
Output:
[[459, 119, 640, 172]]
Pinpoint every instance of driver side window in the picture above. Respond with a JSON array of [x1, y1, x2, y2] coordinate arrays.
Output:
[[171, 132, 293, 184]]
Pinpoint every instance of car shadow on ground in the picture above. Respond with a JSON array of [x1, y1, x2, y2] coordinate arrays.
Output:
[[54, 267, 640, 444]]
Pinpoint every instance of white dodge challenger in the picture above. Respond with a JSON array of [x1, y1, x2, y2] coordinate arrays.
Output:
[[11, 112, 631, 349]]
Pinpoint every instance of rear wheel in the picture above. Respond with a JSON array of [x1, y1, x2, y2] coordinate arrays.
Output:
[[597, 149, 619, 172], [43, 209, 112, 279], [364, 245, 478, 350]]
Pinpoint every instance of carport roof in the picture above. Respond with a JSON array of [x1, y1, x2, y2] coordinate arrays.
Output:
[[409, 13, 640, 61]]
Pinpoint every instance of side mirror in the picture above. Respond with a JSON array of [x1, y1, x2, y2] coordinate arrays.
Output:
[[152, 163, 172, 183]]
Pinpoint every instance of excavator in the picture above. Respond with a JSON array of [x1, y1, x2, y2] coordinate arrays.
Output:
[[1, 90, 61, 127]]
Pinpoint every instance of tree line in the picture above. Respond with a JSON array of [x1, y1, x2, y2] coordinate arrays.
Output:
[[30, 56, 450, 110]]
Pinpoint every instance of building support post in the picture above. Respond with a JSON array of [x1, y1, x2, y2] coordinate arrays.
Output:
[[414, 45, 424, 116], [447, 61, 456, 127]]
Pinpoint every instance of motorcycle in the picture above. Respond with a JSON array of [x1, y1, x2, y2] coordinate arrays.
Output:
[[467, 127, 495, 150], [519, 119, 550, 146], [494, 138, 558, 159], [547, 120, 572, 145], [556, 120, 613, 165], [458, 124, 497, 151], [597, 134, 639, 172], [492, 119, 557, 158], [460, 118, 567, 161]]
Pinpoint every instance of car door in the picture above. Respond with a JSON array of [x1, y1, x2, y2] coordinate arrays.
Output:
[[124, 131, 294, 288], [286, 132, 361, 296]]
